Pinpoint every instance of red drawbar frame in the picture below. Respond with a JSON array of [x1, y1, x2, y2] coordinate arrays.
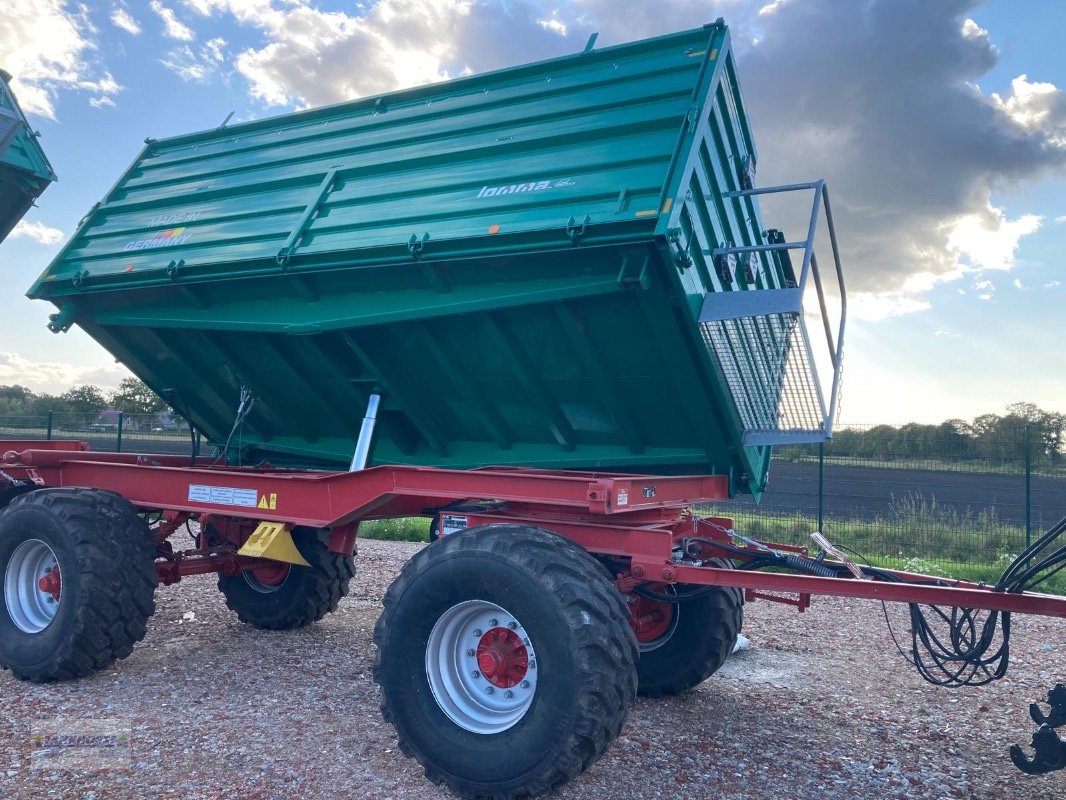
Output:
[[3, 443, 1066, 620]]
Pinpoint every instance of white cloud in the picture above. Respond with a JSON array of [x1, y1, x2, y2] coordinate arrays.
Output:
[[1012, 278, 1027, 290], [204, 36, 227, 62], [0, 2, 121, 118], [1056, 216, 1066, 224], [960, 18, 988, 40], [849, 292, 931, 322], [111, 6, 142, 35], [758, 0, 792, 15], [946, 202, 1041, 271], [151, 0, 196, 41], [1046, 280, 1062, 288], [10, 220, 64, 245], [89, 95, 116, 109], [537, 17, 567, 36], [0, 352, 129, 395], [160, 35, 227, 82], [973, 279, 994, 291], [991, 74, 1066, 134]]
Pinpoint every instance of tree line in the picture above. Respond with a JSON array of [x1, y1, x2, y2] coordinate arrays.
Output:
[[1, 385, 1062, 465], [0, 379, 169, 418], [780, 403, 1065, 466]]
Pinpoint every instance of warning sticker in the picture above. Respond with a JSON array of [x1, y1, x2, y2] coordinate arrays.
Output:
[[257, 493, 278, 510], [617, 490, 629, 506], [440, 515, 469, 537], [188, 484, 259, 508]]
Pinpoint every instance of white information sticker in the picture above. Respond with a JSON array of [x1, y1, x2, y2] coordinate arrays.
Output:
[[617, 490, 629, 506], [187, 484, 259, 508], [440, 515, 469, 537]]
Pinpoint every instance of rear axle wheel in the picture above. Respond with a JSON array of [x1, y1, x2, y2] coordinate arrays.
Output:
[[217, 527, 355, 630], [374, 524, 637, 800], [629, 558, 743, 697]]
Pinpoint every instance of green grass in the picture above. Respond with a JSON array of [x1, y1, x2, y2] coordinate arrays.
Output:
[[358, 517, 431, 543], [355, 498, 1066, 595], [701, 496, 1066, 595]]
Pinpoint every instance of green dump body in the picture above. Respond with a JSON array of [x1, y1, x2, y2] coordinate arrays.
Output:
[[28, 23, 840, 497], [0, 71, 56, 244]]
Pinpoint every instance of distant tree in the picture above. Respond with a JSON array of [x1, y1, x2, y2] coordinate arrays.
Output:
[[0, 385, 35, 416], [60, 385, 107, 413], [28, 392, 68, 416], [1040, 412, 1065, 465], [109, 378, 167, 414]]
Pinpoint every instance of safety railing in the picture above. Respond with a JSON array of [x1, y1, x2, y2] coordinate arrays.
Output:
[[698, 180, 846, 445]]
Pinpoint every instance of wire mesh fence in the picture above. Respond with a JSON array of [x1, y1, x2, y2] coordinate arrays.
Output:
[[2, 415, 1064, 581], [707, 423, 1066, 583], [0, 412, 195, 457]]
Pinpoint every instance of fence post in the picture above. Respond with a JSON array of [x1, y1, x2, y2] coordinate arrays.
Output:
[[116, 413, 124, 453], [1024, 423, 1032, 549], [46, 411, 53, 440], [817, 441, 825, 532]]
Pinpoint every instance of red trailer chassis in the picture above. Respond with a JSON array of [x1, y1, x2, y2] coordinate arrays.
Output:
[[2, 441, 1065, 793], [4, 442, 1064, 619]]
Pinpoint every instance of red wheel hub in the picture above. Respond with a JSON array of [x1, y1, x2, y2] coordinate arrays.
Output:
[[247, 561, 290, 586], [476, 627, 529, 688], [37, 565, 62, 602], [627, 584, 674, 643]]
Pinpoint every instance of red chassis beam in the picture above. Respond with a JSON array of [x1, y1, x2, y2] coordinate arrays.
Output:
[[4, 444, 1066, 620], [449, 511, 1066, 620], [0, 446, 730, 525]]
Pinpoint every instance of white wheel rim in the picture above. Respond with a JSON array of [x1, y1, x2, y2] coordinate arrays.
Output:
[[425, 600, 538, 734], [4, 539, 62, 633]]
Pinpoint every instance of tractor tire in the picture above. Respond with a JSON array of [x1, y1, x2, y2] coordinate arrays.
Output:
[[373, 524, 638, 800], [0, 488, 157, 682], [217, 527, 355, 630], [631, 558, 743, 697]]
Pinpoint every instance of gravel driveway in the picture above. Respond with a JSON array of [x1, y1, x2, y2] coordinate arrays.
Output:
[[1, 538, 1064, 800]]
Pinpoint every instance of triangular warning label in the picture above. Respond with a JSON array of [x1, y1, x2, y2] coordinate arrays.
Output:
[[257, 495, 269, 509]]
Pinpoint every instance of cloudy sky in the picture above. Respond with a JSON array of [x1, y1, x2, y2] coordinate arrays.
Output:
[[0, 0, 1063, 425]]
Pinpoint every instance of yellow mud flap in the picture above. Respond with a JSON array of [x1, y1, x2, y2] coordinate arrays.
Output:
[[237, 522, 310, 567]]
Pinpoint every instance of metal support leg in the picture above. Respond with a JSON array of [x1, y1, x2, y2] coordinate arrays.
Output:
[[349, 393, 381, 471]]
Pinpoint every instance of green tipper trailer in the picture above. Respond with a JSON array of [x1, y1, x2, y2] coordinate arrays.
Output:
[[27, 20, 844, 498], [0, 70, 56, 244], [9, 21, 1066, 800]]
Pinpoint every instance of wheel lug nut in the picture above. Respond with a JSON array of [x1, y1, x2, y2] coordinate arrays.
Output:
[[489, 618, 498, 627], [520, 680, 530, 689], [484, 686, 494, 695], [473, 629, 483, 637], [507, 621, 517, 629], [529, 660, 536, 670], [471, 670, 480, 679], [466, 649, 475, 657], [504, 690, 513, 699]]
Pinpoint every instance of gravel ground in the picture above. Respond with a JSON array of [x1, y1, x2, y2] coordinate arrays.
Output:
[[1, 537, 1064, 800]]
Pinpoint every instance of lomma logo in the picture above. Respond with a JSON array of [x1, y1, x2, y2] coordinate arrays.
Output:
[[477, 177, 576, 198], [123, 227, 192, 252]]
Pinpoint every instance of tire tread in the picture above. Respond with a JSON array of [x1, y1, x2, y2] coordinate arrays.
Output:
[[0, 488, 158, 682]]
